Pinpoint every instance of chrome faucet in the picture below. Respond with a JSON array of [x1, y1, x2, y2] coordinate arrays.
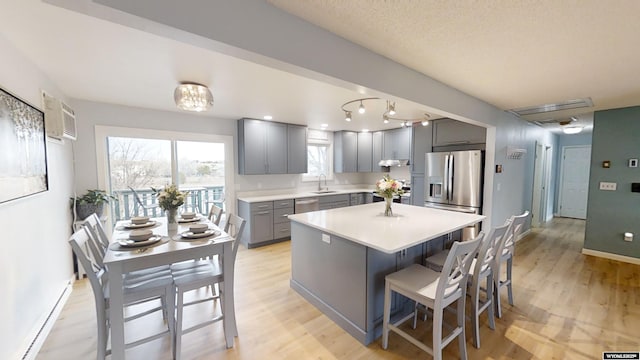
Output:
[[318, 173, 328, 191]]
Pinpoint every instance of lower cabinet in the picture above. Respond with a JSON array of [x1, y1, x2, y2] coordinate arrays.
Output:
[[238, 199, 293, 248], [319, 194, 350, 210]]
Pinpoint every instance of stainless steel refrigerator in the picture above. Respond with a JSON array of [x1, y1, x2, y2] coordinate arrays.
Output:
[[424, 150, 483, 214]]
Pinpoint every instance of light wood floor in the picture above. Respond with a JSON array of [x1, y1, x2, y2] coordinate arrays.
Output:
[[37, 218, 640, 359]]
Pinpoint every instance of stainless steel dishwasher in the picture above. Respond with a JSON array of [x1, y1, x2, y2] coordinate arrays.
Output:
[[294, 198, 320, 213]]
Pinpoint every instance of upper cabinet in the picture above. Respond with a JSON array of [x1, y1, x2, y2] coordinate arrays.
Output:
[[287, 124, 308, 174], [432, 119, 486, 147], [238, 118, 307, 175], [383, 127, 412, 160], [357, 132, 373, 172], [410, 124, 433, 174], [334, 131, 358, 173]]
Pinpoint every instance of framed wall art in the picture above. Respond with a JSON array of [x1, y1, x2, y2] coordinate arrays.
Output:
[[0, 87, 48, 203]]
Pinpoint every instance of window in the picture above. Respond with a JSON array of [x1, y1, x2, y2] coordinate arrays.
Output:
[[306, 144, 329, 177], [95, 126, 235, 223], [302, 129, 333, 181]]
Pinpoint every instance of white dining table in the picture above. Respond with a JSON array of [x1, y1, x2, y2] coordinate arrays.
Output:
[[103, 216, 235, 360]]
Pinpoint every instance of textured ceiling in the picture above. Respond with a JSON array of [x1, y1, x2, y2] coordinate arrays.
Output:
[[269, 0, 640, 130], [3, 1, 640, 133]]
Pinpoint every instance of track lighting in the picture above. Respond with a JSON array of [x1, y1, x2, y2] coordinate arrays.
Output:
[[340, 97, 431, 125], [387, 101, 396, 116]]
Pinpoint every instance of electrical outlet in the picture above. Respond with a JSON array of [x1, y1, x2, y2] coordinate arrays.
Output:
[[599, 182, 617, 191], [322, 233, 331, 244]]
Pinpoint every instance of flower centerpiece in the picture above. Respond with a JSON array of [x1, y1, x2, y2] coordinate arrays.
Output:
[[375, 174, 404, 217], [152, 184, 189, 231]]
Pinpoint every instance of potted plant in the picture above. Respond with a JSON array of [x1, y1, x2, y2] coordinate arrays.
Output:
[[71, 189, 117, 220]]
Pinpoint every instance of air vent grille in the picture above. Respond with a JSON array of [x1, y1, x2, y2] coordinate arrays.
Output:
[[508, 98, 593, 117]]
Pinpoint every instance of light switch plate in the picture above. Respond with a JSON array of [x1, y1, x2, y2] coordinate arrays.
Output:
[[599, 182, 617, 191]]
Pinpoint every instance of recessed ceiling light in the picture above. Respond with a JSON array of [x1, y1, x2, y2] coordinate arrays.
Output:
[[362, 129, 369, 133], [320, 123, 328, 128], [263, 115, 273, 120]]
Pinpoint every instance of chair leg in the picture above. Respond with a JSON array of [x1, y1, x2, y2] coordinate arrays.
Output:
[[487, 274, 496, 331], [507, 257, 514, 306], [174, 287, 184, 360], [471, 280, 481, 349], [457, 297, 468, 360], [382, 282, 392, 349], [495, 277, 503, 319], [97, 309, 108, 360], [433, 307, 443, 360]]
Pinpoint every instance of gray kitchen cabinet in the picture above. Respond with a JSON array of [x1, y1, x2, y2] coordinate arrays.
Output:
[[383, 127, 411, 160], [372, 131, 384, 170], [319, 194, 350, 210], [432, 118, 486, 147], [273, 199, 294, 240], [334, 131, 357, 173], [239, 199, 295, 248], [238, 118, 288, 175], [237, 200, 274, 248], [357, 132, 373, 172], [287, 124, 308, 174], [410, 124, 433, 174], [349, 192, 369, 206], [410, 174, 425, 206]]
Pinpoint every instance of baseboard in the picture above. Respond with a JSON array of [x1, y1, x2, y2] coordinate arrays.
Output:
[[581, 248, 640, 265], [20, 276, 74, 360], [515, 229, 530, 243]]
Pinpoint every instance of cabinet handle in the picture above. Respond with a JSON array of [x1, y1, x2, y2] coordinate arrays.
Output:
[[257, 211, 270, 215], [279, 202, 289, 206], [279, 229, 289, 232], [258, 205, 270, 209], [281, 214, 289, 217]]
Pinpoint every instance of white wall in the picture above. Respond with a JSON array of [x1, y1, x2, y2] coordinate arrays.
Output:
[[0, 35, 75, 360]]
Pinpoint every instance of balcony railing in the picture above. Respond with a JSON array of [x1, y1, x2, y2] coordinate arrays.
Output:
[[111, 186, 224, 221]]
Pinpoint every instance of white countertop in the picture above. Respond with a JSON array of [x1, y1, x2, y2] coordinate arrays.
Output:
[[237, 188, 374, 203], [288, 203, 485, 254]]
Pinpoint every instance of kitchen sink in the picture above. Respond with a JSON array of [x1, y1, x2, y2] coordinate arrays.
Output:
[[312, 190, 338, 194]]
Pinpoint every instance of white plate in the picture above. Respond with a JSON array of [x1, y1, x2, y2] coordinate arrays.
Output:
[[118, 235, 162, 248], [180, 229, 220, 239], [178, 216, 200, 223], [123, 220, 157, 229]]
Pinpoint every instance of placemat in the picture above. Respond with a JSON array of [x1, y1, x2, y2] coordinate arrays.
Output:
[[108, 237, 169, 251]]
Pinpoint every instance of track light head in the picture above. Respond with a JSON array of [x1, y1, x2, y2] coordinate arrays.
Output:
[[358, 101, 365, 114], [345, 111, 352, 122]]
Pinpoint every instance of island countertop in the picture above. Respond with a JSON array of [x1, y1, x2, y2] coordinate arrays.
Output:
[[288, 203, 485, 254]]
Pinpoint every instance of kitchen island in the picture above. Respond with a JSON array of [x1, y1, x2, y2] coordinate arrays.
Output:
[[288, 203, 485, 345]]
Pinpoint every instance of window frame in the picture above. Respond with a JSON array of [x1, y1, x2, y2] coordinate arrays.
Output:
[[301, 130, 334, 182]]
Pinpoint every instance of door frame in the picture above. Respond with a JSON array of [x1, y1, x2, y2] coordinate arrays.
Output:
[[531, 142, 552, 227], [94, 125, 235, 228], [557, 145, 591, 219]]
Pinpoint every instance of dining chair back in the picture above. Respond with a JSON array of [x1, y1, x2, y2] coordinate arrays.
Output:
[[468, 223, 509, 348], [69, 228, 175, 360], [494, 210, 529, 318], [171, 213, 246, 359], [382, 235, 481, 360], [208, 203, 224, 226]]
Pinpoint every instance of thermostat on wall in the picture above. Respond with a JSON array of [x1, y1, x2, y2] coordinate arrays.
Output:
[[629, 159, 638, 168]]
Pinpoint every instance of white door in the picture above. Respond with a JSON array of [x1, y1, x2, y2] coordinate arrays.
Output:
[[559, 146, 591, 219]]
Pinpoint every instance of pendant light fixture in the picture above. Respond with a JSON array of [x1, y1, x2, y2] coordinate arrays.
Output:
[[174, 82, 214, 112]]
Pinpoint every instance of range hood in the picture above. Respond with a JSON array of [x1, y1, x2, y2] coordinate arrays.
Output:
[[378, 159, 409, 167]]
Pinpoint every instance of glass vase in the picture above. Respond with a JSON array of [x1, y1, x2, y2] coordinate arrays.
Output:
[[166, 208, 178, 232], [384, 196, 393, 217]]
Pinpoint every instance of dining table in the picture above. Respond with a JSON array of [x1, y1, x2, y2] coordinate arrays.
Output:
[[103, 215, 235, 360]]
